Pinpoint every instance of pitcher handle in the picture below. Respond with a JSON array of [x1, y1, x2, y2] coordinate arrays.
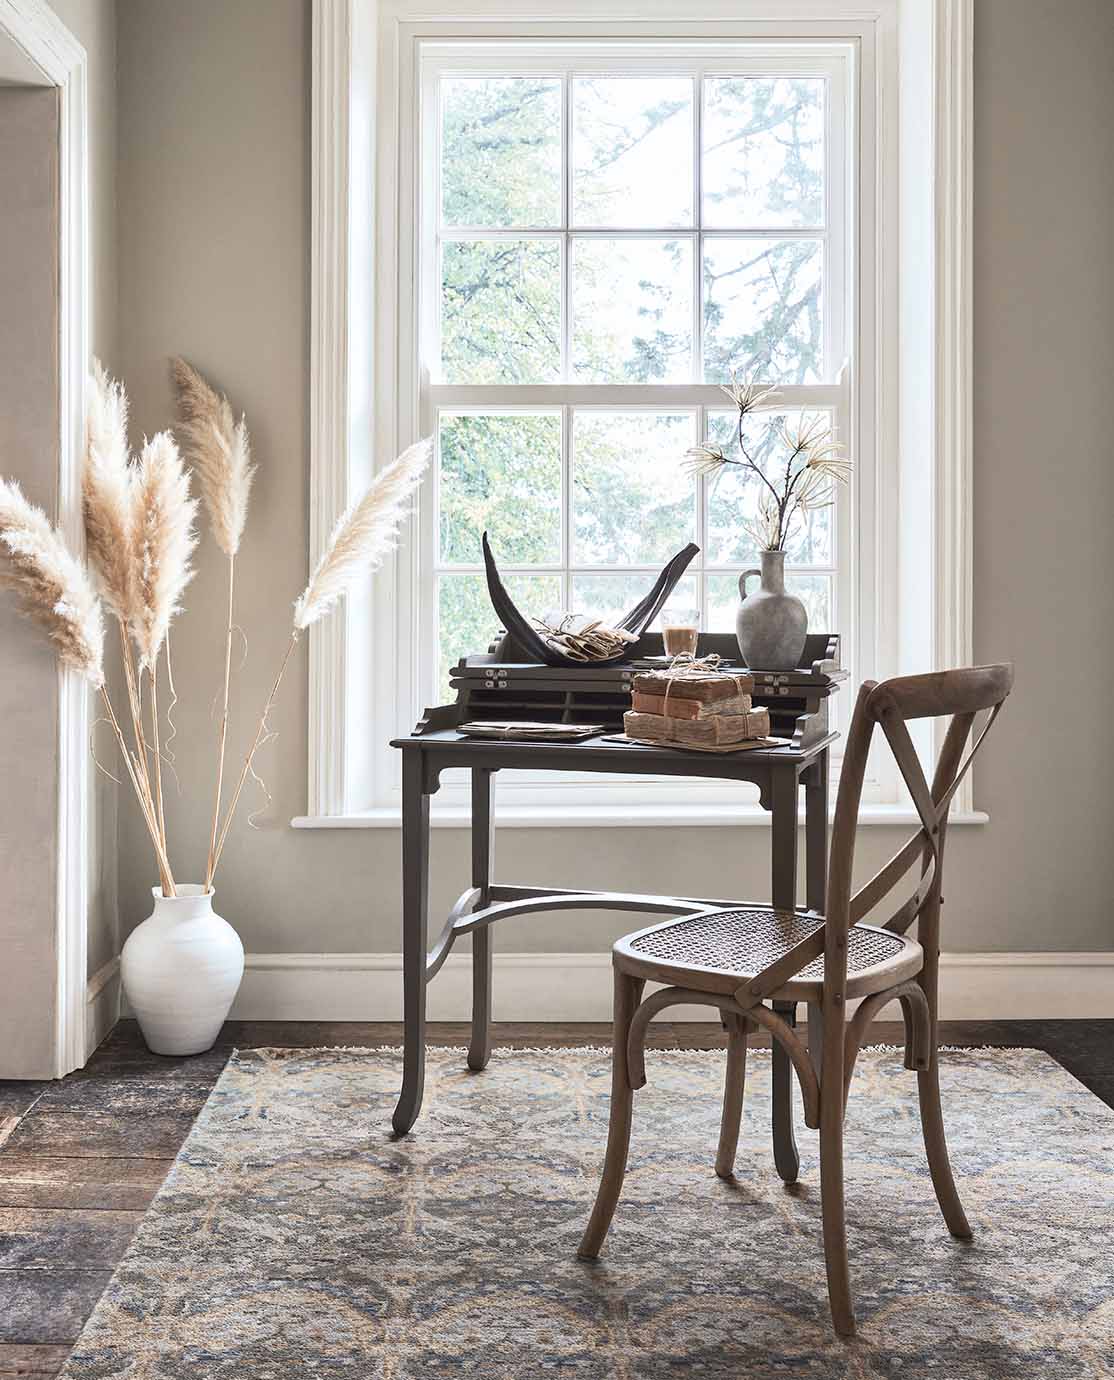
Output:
[[739, 569, 761, 601]]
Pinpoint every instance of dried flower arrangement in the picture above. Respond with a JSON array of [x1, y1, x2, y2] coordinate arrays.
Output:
[[682, 373, 852, 551], [0, 360, 429, 896]]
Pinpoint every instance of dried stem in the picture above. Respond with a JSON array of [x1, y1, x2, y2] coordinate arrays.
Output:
[[118, 622, 149, 787], [117, 618, 171, 892], [206, 440, 429, 880], [149, 659, 167, 852], [737, 409, 783, 515], [209, 629, 299, 880], [99, 684, 175, 894], [206, 556, 236, 891]]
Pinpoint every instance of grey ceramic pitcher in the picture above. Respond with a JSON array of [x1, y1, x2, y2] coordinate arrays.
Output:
[[735, 549, 807, 670]]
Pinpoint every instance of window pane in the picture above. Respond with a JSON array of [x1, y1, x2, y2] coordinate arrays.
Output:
[[571, 412, 695, 565], [572, 237, 694, 382], [703, 78, 824, 229], [706, 572, 831, 638], [570, 573, 698, 629], [702, 237, 822, 384], [439, 412, 562, 565], [572, 78, 694, 228], [441, 239, 561, 383], [441, 78, 562, 228], [704, 410, 833, 567], [438, 572, 562, 700]]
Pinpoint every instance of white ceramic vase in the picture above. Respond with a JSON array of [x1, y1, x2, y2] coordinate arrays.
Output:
[[121, 885, 244, 1056]]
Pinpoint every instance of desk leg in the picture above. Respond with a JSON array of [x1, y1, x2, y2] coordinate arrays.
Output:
[[805, 748, 829, 913], [468, 768, 495, 1072], [804, 749, 829, 1086], [393, 752, 430, 1136], [770, 764, 801, 1185]]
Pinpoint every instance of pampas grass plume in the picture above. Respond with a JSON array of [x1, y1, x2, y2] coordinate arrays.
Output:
[[171, 357, 255, 557], [84, 360, 137, 621], [0, 477, 105, 686], [293, 438, 431, 631], [131, 432, 199, 668]]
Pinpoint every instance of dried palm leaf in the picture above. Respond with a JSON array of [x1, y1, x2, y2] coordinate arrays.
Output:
[[681, 443, 730, 478], [131, 432, 199, 669], [171, 357, 255, 557], [83, 360, 137, 620], [720, 372, 780, 415], [294, 438, 431, 630], [0, 477, 105, 686]]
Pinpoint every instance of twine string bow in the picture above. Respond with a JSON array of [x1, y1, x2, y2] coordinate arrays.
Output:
[[659, 651, 750, 717]]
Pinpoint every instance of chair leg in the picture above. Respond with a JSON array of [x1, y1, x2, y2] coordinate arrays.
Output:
[[917, 1056, 972, 1238], [818, 1026, 855, 1337], [771, 1001, 801, 1184], [715, 1014, 748, 1180], [578, 969, 645, 1260]]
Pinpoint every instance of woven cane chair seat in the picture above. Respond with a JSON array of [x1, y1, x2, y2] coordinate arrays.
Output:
[[617, 905, 922, 1000]]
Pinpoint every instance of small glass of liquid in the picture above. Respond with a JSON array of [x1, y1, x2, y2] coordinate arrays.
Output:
[[660, 606, 700, 658]]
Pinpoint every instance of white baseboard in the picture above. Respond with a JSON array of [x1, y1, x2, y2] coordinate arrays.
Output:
[[86, 956, 121, 1058], [231, 951, 1114, 1023]]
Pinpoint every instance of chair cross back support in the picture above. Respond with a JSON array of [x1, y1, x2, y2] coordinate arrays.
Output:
[[729, 666, 1012, 1008], [846, 674, 1009, 940]]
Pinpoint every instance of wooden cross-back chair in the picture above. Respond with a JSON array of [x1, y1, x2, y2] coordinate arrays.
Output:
[[577, 664, 1014, 1337]]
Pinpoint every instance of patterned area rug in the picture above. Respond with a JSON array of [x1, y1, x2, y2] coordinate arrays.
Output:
[[62, 1046, 1114, 1379]]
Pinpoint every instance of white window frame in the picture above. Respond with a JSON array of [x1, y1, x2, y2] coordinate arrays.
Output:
[[419, 46, 852, 747], [296, 0, 980, 831]]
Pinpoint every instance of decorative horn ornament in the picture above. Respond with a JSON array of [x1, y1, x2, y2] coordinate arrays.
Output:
[[482, 532, 700, 667]]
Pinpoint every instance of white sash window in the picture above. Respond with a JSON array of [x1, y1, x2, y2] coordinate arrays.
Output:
[[418, 47, 854, 715], [300, 1, 977, 827]]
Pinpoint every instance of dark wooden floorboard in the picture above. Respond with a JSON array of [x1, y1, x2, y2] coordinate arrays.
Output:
[[0, 1343, 72, 1377], [0, 1016, 1110, 1377], [0, 1209, 141, 1270], [1, 1113, 201, 1161], [0, 1157, 173, 1213], [0, 1272, 113, 1347]]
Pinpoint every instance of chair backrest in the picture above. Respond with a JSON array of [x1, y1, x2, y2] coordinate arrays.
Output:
[[821, 664, 1013, 993], [725, 664, 1013, 1017]]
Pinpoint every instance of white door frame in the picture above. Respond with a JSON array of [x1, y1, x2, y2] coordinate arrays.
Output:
[[0, 0, 91, 1076]]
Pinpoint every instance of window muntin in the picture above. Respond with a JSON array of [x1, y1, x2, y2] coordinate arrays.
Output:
[[421, 48, 849, 711]]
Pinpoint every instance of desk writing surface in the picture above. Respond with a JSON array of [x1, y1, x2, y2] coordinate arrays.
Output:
[[390, 728, 836, 775]]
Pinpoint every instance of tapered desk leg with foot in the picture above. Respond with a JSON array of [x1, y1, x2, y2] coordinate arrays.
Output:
[[468, 767, 496, 1072], [770, 763, 801, 1184], [393, 751, 431, 1136]]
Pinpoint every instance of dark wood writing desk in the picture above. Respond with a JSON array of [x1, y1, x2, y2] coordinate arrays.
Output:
[[390, 727, 834, 1183]]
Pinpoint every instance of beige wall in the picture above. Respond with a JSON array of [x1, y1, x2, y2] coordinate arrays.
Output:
[[111, 0, 1114, 965], [49, 0, 120, 982]]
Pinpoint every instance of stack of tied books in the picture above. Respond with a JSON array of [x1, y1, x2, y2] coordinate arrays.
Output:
[[623, 668, 771, 751]]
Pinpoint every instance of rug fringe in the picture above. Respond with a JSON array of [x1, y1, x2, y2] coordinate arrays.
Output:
[[231, 1042, 1046, 1060]]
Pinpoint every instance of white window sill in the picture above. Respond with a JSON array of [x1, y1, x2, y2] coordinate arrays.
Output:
[[292, 803, 989, 830]]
